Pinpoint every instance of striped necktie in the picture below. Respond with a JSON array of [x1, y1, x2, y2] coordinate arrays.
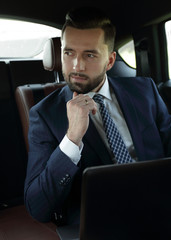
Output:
[[93, 94, 134, 164]]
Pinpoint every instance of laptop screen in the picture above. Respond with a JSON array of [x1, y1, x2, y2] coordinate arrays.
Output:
[[80, 158, 171, 240]]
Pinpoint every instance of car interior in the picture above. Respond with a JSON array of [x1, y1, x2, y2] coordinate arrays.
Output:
[[0, 0, 171, 239]]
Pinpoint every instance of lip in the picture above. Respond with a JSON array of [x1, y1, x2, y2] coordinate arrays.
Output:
[[71, 75, 88, 82]]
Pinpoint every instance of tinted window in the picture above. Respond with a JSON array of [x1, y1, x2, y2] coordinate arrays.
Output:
[[165, 20, 171, 79], [118, 40, 136, 69]]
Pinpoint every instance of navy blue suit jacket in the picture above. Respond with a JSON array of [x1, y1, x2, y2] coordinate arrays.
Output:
[[24, 77, 171, 224]]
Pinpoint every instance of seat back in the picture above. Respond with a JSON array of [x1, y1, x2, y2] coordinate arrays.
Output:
[[15, 83, 65, 152], [107, 53, 136, 78], [15, 36, 65, 152], [158, 80, 171, 113], [9, 60, 55, 90], [0, 61, 27, 204]]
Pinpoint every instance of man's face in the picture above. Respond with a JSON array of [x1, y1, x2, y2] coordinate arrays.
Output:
[[61, 27, 116, 93]]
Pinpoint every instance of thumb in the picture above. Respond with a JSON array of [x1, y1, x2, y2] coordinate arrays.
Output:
[[73, 91, 79, 99]]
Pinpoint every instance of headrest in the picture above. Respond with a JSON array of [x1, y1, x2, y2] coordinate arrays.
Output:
[[43, 37, 61, 72]]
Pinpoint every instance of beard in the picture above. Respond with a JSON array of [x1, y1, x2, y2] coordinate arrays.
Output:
[[62, 65, 107, 94]]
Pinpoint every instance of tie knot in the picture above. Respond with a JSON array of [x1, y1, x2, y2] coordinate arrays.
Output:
[[93, 94, 104, 105]]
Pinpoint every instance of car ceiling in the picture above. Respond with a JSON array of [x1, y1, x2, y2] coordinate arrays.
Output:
[[1, 0, 171, 42]]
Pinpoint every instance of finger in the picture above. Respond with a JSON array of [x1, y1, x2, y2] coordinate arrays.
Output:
[[91, 103, 97, 115], [87, 98, 97, 114], [85, 99, 97, 115]]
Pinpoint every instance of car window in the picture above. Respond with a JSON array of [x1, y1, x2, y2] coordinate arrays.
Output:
[[165, 20, 171, 79], [118, 40, 136, 69], [0, 19, 61, 59]]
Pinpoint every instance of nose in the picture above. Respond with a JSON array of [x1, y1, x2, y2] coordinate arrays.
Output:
[[73, 56, 85, 72]]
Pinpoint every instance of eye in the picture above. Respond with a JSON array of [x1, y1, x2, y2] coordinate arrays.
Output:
[[64, 51, 74, 56], [85, 53, 98, 62], [87, 54, 94, 58]]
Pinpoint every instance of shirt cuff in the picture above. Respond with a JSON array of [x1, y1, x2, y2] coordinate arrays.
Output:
[[59, 135, 83, 165]]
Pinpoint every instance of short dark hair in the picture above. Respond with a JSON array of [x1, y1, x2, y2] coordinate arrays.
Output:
[[62, 6, 116, 53]]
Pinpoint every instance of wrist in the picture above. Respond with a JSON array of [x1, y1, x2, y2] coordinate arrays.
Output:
[[67, 131, 82, 147]]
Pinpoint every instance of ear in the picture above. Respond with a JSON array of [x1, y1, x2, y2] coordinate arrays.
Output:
[[106, 51, 116, 71]]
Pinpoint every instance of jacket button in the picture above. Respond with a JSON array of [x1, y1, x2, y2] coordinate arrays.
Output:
[[59, 174, 71, 186], [59, 179, 64, 185]]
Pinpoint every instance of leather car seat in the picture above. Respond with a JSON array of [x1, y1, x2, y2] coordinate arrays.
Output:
[[15, 37, 66, 152]]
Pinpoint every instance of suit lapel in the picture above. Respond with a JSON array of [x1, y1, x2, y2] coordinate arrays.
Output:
[[108, 77, 145, 160], [53, 86, 72, 142]]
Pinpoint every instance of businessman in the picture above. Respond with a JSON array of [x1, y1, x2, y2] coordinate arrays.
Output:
[[24, 6, 171, 225]]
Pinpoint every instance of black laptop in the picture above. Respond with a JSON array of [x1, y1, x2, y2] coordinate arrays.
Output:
[[57, 158, 171, 240]]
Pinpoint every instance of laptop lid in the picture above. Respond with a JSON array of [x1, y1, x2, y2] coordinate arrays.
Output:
[[79, 158, 171, 240]]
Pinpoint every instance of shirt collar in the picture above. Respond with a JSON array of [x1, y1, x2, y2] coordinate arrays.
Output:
[[87, 75, 112, 101]]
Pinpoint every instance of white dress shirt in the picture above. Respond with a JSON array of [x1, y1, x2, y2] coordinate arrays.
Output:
[[59, 76, 136, 164]]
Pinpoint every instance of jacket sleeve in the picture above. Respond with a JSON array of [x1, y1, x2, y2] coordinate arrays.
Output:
[[24, 106, 79, 222], [151, 79, 171, 157]]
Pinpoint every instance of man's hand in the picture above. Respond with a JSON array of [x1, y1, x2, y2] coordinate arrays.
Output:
[[66, 92, 97, 146]]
